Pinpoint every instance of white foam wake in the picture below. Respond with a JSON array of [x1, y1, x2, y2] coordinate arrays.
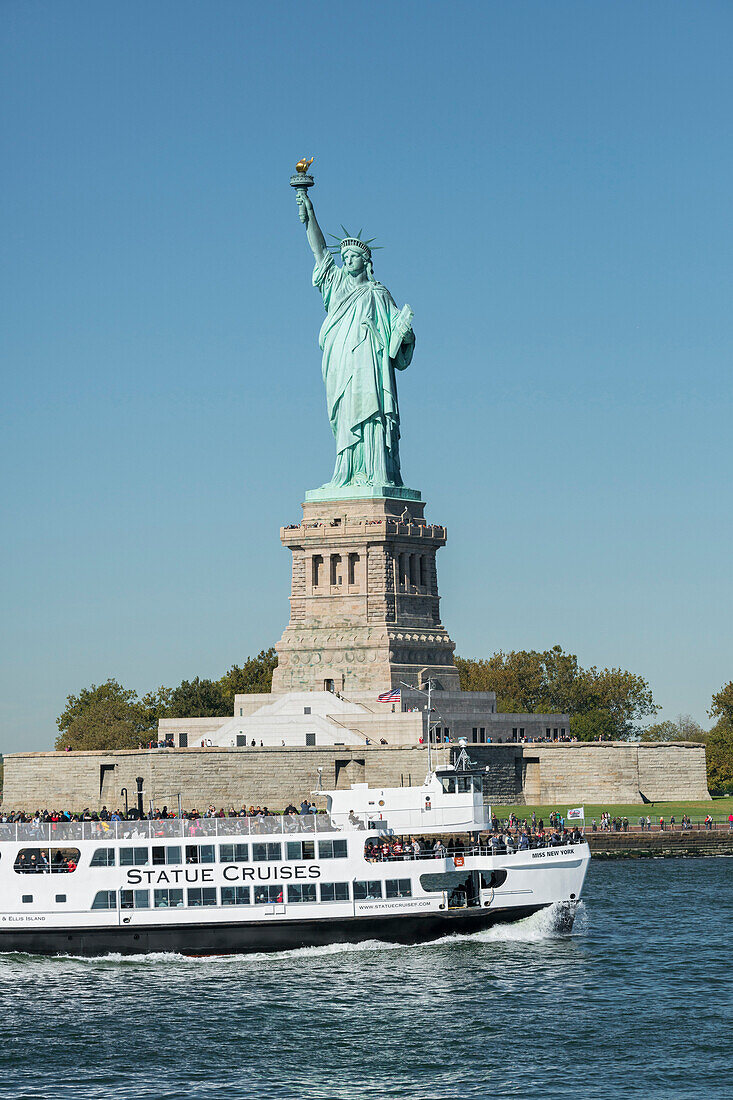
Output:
[[0, 902, 586, 967]]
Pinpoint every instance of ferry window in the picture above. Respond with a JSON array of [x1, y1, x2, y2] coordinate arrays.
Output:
[[153, 889, 184, 908], [187, 888, 217, 907], [92, 890, 117, 910], [318, 839, 347, 859], [440, 777, 457, 793], [14, 848, 80, 874], [473, 776, 483, 793], [253, 885, 283, 904], [420, 871, 471, 893], [252, 842, 282, 862], [221, 886, 250, 906], [52, 848, 79, 873], [120, 889, 150, 909], [55, 895, 67, 903], [119, 847, 149, 866], [353, 880, 383, 900], [185, 844, 216, 865], [286, 840, 315, 861], [288, 884, 317, 903], [22, 895, 33, 903], [152, 846, 182, 866], [480, 870, 507, 889], [219, 843, 249, 863], [15, 848, 49, 873], [90, 848, 115, 867], [320, 882, 349, 902], [385, 878, 412, 898], [457, 777, 471, 793]]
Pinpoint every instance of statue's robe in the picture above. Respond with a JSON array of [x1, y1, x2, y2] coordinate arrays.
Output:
[[314, 252, 414, 487]]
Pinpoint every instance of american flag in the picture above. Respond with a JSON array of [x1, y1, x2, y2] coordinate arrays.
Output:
[[377, 688, 401, 703]]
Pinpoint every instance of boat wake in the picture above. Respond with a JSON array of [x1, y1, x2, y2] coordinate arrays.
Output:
[[0, 902, 587, 967]]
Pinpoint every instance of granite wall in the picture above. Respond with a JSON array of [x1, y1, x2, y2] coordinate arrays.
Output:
[[0, 741, 710, 813]]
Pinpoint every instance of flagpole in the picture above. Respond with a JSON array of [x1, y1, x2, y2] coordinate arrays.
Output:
[[400, 679, 434, 777]]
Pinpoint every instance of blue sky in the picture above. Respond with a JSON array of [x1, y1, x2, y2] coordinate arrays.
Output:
[[1, 0, 731, 753]]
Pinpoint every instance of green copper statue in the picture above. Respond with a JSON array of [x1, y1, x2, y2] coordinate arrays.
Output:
[[292, 164, 415, 496]]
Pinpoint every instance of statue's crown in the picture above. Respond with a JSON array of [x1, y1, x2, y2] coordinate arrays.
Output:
[[340, 237, 372, 259], [328, 226, 381, 260]]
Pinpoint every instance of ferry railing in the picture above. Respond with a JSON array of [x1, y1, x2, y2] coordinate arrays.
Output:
[[1, 816, 730, 844], [362, 836, 588, 862], [2, 814, 342, 844]]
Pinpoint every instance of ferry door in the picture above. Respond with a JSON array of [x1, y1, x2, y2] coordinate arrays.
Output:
[[466, 871, 482, 908], [446, 870, 482, 910], [479, 871, 494, 908]]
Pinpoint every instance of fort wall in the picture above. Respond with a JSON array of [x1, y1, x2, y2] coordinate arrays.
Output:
[[0, 742, 710, 812]]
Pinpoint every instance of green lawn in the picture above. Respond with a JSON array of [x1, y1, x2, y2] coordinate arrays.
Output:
[[489, 796, 733, 824]]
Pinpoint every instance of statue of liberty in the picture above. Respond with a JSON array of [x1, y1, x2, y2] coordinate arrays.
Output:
[[293, 173, 415, 494]]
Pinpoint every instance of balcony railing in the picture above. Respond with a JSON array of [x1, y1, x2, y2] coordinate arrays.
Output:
[[0, 805, 493, 844], [0, 816, 342, 843]]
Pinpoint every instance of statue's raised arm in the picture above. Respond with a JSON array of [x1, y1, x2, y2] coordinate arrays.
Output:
[[289, 162, 417, 499], [297, 191, 328, 264]]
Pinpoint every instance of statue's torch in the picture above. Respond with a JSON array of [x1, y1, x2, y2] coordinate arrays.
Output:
[[290, 157, 315, 223]]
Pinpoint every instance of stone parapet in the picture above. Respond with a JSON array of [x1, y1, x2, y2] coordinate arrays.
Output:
[[0, 746, 438, 815], [522, 741, 710, 804], [0, 741, 709, 813]]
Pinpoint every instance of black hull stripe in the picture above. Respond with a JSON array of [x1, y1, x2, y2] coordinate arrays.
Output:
[[0, 906, 549, 957]]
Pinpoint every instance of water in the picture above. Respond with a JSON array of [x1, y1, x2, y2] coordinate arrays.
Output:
[[0, 858, 730, 1100]]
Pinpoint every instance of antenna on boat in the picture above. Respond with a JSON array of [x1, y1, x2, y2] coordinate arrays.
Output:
[[454, 740, 473, 772]]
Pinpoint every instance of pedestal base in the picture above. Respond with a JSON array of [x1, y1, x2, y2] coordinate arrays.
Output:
[[272, 494, 460, 695], [305, 484, 422, 503]]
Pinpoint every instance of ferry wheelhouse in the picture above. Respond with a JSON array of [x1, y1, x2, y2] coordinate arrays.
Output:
[[0, 763, 589, 956]]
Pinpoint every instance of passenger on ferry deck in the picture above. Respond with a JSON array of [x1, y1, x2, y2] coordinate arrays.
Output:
[[411, 837, 421, 857]]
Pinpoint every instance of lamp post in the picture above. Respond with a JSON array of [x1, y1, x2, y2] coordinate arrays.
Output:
[[400, 678, 441, 777]]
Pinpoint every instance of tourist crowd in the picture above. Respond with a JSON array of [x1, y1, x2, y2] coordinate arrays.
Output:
[[0, 800, 324, 825]]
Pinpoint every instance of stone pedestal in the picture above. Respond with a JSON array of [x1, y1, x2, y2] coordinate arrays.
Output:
[[272, 496, 460, 695]]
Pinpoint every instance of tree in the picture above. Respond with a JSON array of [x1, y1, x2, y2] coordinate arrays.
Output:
[[706, 720, 733, 795], [639, 714, 706, 742], [168, 677, 229, 719], [709, 681, 733, 725], [139, 686, 174, 729], [55, 679, 158, 751], [706, 681, 733, 794], [569, 709, 617, 742], [455, 645, 659, 739], [219, 648, 278, 703]]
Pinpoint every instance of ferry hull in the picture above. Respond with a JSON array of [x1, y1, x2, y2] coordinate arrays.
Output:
[[0, 903, 565, 957]]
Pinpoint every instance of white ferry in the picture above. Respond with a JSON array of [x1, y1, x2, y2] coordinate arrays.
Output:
[[0, 763, 589, 956]]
